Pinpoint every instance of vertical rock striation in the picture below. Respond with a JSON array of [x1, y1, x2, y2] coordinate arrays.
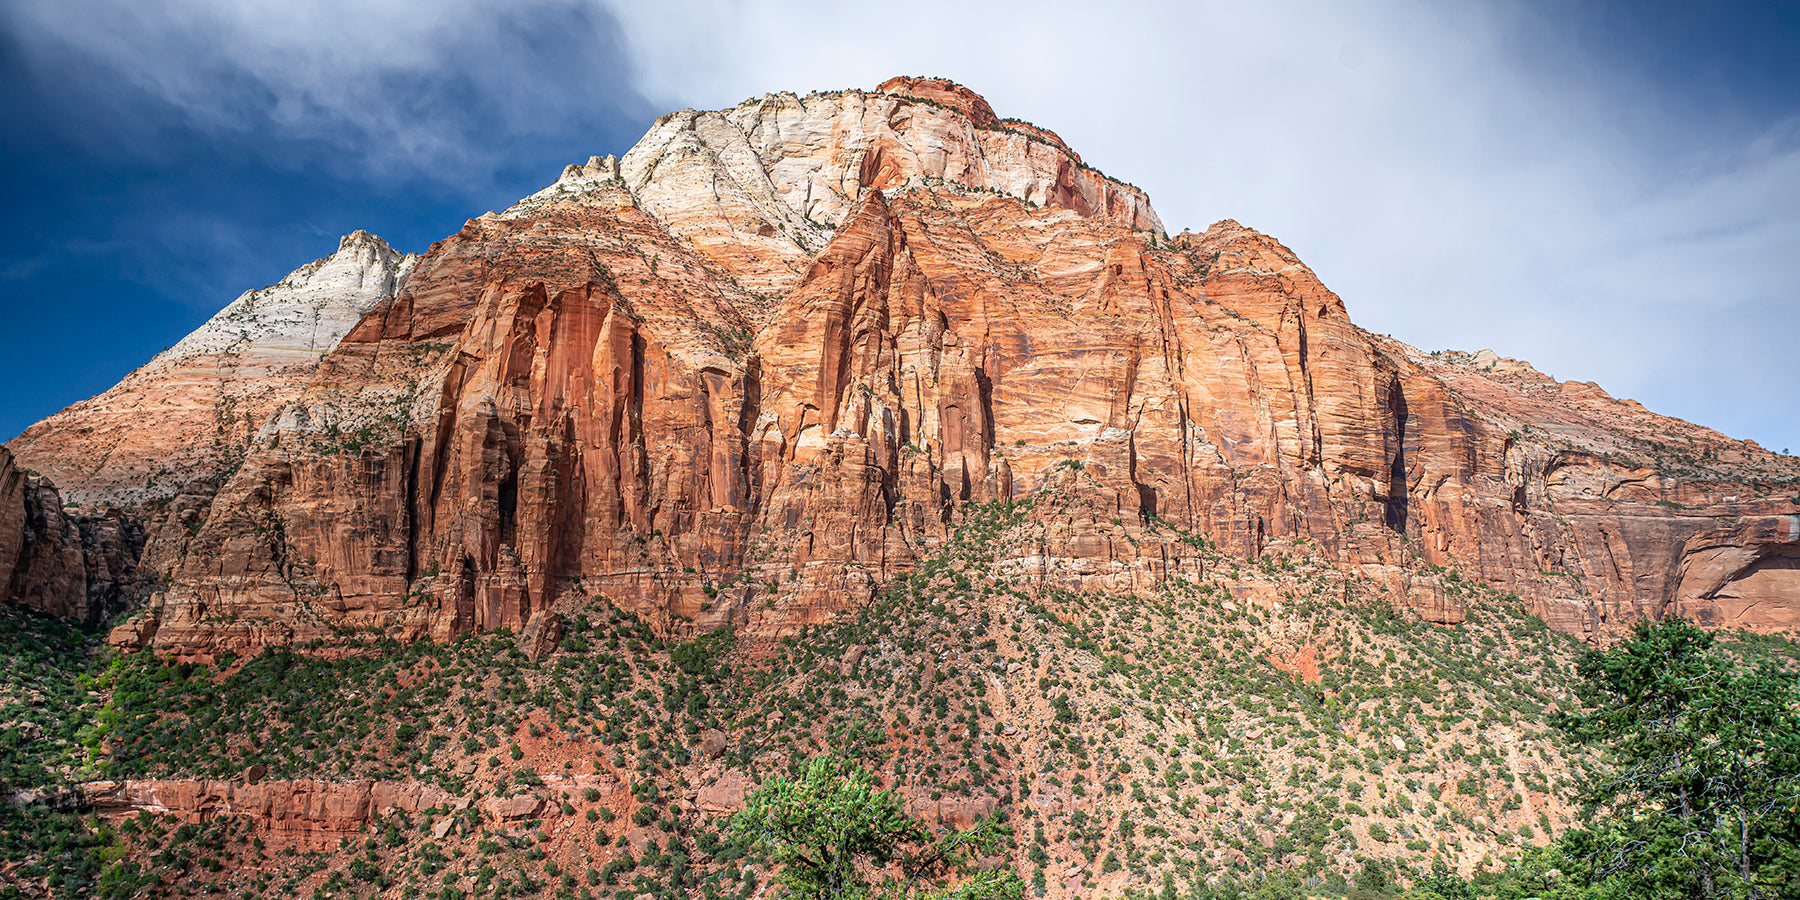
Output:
[[0, 448, 26, 603], [7, 78, 1793, 655]]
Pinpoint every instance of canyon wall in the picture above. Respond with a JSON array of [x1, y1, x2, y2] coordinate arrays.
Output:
[[0, 446, 146, 626], [6, 78, 1794, 656], [84, 779, 457, 850]]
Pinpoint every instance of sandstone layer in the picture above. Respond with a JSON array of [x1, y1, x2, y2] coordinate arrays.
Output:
[[84, 779, 456, 850], [6, 78, 1793, 657]]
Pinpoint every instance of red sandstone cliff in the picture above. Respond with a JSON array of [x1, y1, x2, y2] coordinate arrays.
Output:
[[83, 778, 458, 850], [7, 77, 1795, 655]]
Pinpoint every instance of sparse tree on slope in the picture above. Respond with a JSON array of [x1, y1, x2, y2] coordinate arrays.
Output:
[[727, 755, 1022, 900]]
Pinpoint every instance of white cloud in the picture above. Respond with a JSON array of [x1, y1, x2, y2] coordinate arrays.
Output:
[[601, 0, 1800, 453], [5, 0, 645, 180], [8, 0, 1795, 452]]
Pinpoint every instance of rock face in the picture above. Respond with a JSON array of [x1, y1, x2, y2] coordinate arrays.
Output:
[[615, 75, 1162, 294], [83, 779, 455, 849], [8, 231, 417, 507], [0, 448, 27, 601], [0, 446, 145, 626], [6, 77, 1792, 656], [1379, 345, 1800, 634], [1672, 515, 1800, 631], [7, 471, 90, 621]]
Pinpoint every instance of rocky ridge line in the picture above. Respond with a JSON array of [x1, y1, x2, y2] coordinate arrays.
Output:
[[4, 77, 1795, 657], [8, 231, 418, 507]]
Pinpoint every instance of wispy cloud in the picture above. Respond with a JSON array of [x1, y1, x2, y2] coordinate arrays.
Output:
[[3, 0, 1795, 454], [599, 0, 1800, 453], [0, 0, 659, 440], [3, 0, 651, 185]]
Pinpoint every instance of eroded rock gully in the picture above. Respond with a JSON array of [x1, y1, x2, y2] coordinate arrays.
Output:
[[1, 447, 147, 627], [4, 78, 1793, 656]]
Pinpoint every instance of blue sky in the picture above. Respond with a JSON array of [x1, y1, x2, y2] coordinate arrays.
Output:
[[3, 0, 1797, 456]]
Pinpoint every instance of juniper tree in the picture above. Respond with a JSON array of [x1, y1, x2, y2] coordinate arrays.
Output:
[[727, 755, 1022, 900]]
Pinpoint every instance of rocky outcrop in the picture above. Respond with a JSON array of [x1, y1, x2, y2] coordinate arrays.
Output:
[[905, 790, 999, 829], [74, 506, 149, 626], [1357, 344, 1800, 634], [5, 232, 413, 628], [84, 779, 456, 849], [693, 771, 751, 814], [0, 448, 25, 599], [8, 231, 418, 508], [122, 181, 778, 656], [608, 75, 1162, 295], [5, 76, 1782, 656], [0, 447, 146, 626], [6, 472, 87, 621]]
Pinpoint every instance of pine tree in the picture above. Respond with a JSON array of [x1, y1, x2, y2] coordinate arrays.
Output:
[[1554, 618, 1800, 899]]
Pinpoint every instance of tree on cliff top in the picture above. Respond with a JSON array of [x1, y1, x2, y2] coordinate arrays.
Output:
[[1552, 618, 1800, 900], [727, 755, 1022, 900]]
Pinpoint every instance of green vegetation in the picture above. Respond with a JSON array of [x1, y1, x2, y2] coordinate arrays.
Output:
[[0, 606, 111, 898], [8, 480, 1800, 899], [708, 494, 1597, 897], [730, 755, 1020, 900], [1550, 618, 1800, 900]]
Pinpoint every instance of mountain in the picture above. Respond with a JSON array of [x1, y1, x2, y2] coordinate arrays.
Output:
[[9, 77, 1782, 661], [8, 231, 417, 507], [1, 76, 1797, 899]]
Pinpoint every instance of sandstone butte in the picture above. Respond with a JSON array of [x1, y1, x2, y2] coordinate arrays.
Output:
[[3, 76, 1796, 660]]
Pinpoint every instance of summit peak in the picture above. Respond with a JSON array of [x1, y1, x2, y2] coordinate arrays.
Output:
[[337, 229, 394, 255], [875, 75, 1001, 128], [614, 77, 1163, 292]]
